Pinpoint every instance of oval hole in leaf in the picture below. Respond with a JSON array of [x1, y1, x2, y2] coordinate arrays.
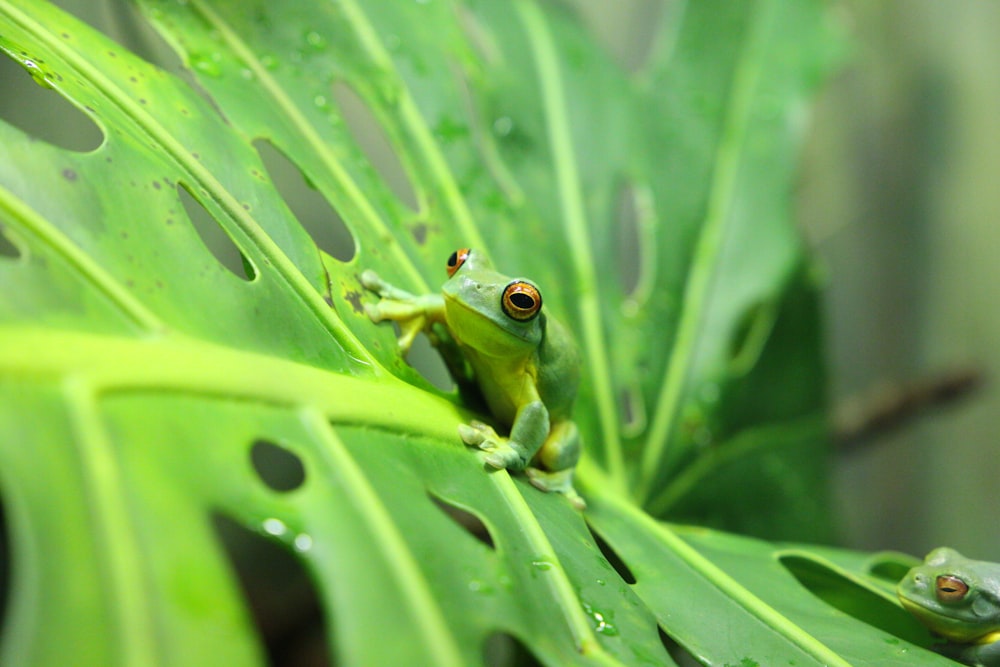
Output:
[[868, 557, 912, 584], [729, 299, 777, 375], [616, 182, 641, 296], [779, 554, 926, 643], [0, 51, 104, 153], [331, 81, 419, 211], [619, 384, 647, 438], [253, 139, 356, 262], [0, 52, 104, 152], [482, 632, 543, 667], [428, 493, 494, 550], [177, 182, 257, 281], [0, 225, 22, 260], [586, 525, 636, 585], [406, 332, 456, 392], [212, 514, 331, 667], [657, 625, 702, 666], [250, 439, 306, 493]]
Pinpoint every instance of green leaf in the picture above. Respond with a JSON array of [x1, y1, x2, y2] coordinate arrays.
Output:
[[0, 0, 950, 665]]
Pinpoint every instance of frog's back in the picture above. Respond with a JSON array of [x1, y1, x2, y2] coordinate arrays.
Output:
[[535, 314, 580, 420]]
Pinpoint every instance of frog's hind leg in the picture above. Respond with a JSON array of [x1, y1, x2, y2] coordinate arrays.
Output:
[[526, 421, 585, 509]]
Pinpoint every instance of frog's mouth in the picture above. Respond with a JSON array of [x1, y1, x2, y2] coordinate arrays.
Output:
[[899, 595, 996, 644]]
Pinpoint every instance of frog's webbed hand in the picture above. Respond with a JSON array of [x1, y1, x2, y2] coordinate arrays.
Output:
[[459, 401, 548, 471], [361, 270, 445, 353]]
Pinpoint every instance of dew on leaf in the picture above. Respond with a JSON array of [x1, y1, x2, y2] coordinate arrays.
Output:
[[262, 517, 287, 537], [492, 116, 514, 137], [293, 533, 313, 553]]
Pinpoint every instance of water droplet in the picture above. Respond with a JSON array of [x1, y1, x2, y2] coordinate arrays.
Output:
[[191, 53, 222, 77], [596, 578, 606, 586], [260, 54, 279, 70], [294, 533, 313, 552], [468, 579, 494, 594], [305, 31, 327, 50], [493, 116, 513, 137], [240, 68, 254, 80], [262, 517, 287, 536], [314, 94, 330, 110], [531, 560, 553, 571], [582, 602, 618, 636]]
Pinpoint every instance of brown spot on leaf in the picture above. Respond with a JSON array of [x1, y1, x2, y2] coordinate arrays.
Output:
[[344, 289, 364, 314]]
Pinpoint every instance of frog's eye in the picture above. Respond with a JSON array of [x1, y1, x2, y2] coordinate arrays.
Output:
[[936, 575, 969, 602], [447, 248, 471, 277], [501, 281, 542, 322]]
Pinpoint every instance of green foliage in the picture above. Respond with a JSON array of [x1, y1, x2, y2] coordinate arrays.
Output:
[[0, 0, 952, 665]]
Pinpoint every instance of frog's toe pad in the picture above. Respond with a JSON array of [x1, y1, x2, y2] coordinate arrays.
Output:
[[482, 446, 527, 470], [458, 421, 496, 447], [526, 468, 586, 510]]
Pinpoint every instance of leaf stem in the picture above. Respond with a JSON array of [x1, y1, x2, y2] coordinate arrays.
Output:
[[301, 408, 466, 667], [516, 0, 626, 493], [638, 1, 774, 501], [0, 185, 164, 332]]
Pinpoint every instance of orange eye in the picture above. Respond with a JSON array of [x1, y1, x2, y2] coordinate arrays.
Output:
[[446, 248, 470, 277], [936, 575, 969, 602], [501, 281, 542, 321]]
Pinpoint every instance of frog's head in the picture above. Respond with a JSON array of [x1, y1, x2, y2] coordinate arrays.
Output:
[[440, 248, 543, 355], [897, 547, 1000, 643]]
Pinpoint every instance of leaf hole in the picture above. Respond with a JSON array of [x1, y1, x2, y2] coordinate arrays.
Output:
[[616, 182, 656, 312], [482, 631, 544, 667], [212, 514, 331, 667], [0, 51, 104, 152], [0, 225, 23, 260], [331, 81, 419, 211], [867, 557, 912, 584], [779, 554, 925, 642], [253, 139, 356, 262], [406, 332, 456, 392], [729, 300, 777, 375], [428, 493, 494, 550], [587, 525, 636, 585], [250, 439, 306, 493], [178, 182, 257, 280], [619, 384, 647, 438], [657, 625, 702, 667]]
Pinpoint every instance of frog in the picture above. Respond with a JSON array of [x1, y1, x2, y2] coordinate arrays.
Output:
[[361, 248, 584, 509], [897, 547, 1000, 666]]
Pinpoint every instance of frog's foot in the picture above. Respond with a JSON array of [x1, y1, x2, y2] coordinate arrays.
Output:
[[458, 421, 528, 471], [525, 467, 586, 510]]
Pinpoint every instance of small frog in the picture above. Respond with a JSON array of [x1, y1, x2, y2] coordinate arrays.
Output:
[[361, 248, 583, 508], [898, 547, 1000, 666]]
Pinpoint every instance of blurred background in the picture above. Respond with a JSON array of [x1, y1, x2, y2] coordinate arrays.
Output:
[[3, 0, 998, 560]]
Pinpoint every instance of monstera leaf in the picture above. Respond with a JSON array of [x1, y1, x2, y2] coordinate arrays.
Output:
[[0, 0, 954, 665]]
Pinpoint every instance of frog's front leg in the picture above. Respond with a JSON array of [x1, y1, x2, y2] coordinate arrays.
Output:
[[459, 400, 549, 471], [361, 270, 445, 352], [525, 420, 584, 509]]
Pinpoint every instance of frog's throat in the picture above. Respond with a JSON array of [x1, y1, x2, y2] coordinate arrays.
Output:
[[901, 596, 1000, 645]]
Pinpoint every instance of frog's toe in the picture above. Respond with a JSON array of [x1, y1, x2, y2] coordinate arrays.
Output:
[[458, 421, 500, 448], [363, 302, 382, 322], [526, 468, 586, 510], [360, 270, 382, 291], [482, 446, 525, 470]]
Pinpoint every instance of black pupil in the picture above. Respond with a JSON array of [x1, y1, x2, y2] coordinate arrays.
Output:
[[510, 292, 534, 310], [447, 251, 459, 268]]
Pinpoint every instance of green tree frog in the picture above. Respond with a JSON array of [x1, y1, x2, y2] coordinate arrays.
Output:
[[898, 547, 1000, 666], [361, 248, 584, 508]]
